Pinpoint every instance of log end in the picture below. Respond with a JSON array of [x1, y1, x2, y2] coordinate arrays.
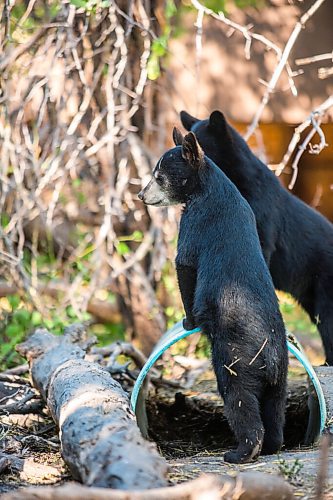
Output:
[[16, 329, 57, 360]]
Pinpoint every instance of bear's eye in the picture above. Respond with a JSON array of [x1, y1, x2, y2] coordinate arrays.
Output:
[[156, 174, 164, 185]]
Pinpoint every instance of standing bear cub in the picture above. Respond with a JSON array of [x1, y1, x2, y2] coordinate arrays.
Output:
[[181, 110, 333, 365], [138, 129, 288, 463]]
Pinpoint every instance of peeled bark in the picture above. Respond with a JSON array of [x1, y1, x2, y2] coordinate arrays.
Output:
[[16, 325, 168, 490]]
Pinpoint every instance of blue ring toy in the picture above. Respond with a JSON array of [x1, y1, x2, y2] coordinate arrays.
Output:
[[130, 320, 327, 434]]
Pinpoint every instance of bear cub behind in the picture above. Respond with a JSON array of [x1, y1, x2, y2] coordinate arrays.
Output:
[[180, 109, 333, 365], [138, 129, 288, 463]]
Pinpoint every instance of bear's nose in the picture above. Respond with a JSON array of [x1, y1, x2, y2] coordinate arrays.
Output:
[[138, 190, 144, 201]]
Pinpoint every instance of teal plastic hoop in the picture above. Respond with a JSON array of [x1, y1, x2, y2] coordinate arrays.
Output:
[[130, 320, 327, 434]]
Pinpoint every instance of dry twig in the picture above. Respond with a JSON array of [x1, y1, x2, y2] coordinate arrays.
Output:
[[274, 95, 333, 187], [245, 0, 327, 140]]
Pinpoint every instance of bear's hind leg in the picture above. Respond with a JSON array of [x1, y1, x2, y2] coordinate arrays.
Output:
[[261, 385, 286, 455], [315, 291, 333, 366], [302, 277, 333, 365], [223, 389, 264, 464]]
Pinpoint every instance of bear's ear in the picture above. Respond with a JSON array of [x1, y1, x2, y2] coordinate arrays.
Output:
[[180, 110, 199, 131], [209, 110, 228, 135], [182, 132, 204, 168], [172, 127, 184, 146]]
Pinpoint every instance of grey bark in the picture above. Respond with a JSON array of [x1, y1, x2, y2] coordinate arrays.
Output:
[[16, 325, 168, 490]]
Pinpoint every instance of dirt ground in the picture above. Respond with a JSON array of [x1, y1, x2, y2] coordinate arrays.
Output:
[[169, 448, 333, 498]]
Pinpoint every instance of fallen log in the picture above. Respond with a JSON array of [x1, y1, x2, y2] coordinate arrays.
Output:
[[16, 325, 168, 490], [2, 471, 294, 500]]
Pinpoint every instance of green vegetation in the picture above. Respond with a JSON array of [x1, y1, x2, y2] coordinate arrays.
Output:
[[147, 0, 177, 80], [10, 0, 60, 35], [0, 275, 320, 371], [204, 0, 263, 13], [277, 456, 304, 482], [0, 293, 125, 371], [279, 292, 319, 337], [0, 219, 319, 370], [69, 0, 111, 10]]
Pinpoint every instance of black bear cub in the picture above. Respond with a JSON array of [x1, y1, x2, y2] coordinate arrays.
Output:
[[138, 129, 288, 463], [180, 110, 333, 365]]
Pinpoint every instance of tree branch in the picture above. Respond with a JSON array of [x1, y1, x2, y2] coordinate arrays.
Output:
[[273, 94, 333, 187], [245, 0, 327, 140]]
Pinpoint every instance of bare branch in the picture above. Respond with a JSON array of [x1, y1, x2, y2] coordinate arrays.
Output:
[[318, 66, 333, 79], [190, 0, 329, 142], [0, 392, 43, 416], [274, 95, 333, 187], [245, 0, 327, 140], [0, 22, 64, 72], [295, 51, 333, 66], [191, 0, 283, 60]]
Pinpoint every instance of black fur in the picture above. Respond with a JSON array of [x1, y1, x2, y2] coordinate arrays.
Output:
[[139, 130, 288, 463], [181, 110, 333, 365]]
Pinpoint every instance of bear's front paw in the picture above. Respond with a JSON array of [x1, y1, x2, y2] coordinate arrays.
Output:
[[224, 449, 259, 464], [183, 317, 196, 331], [224, 450, 242, 464]]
